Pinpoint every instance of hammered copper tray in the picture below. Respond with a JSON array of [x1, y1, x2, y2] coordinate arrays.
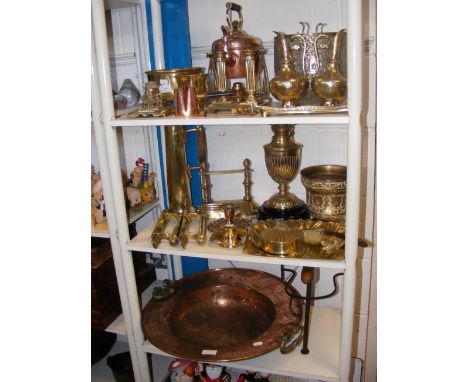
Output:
[[142, 268, 302, 362]]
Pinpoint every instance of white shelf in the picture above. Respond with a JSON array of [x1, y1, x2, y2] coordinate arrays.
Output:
[[104, 0, 140, 10], [127, 222, 346, 269], [106, 279, 157, 336], [111, 113, 349, 127], [143, 306, 342, 382], [92, 199, 160, 238]]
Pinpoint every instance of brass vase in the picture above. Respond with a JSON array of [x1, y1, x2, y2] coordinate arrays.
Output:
[[311, 29, 347, 107], [269, 31, 307, 107], [258, 124, 308, 220]]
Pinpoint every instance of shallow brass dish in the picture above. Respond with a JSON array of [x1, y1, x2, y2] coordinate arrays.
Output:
[[142, 268, 302, 362], [244, 219, 345, 260]]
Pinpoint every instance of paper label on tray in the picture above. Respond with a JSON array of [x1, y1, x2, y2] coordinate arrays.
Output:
[[159, 79, 172, 93], [202, 349, 217, 355]]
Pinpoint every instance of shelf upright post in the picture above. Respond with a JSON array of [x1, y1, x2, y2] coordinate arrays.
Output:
[[339, 0, 363, 380], [92, 1, 152, 381]]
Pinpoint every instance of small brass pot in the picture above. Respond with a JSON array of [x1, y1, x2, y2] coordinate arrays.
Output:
[[146, 67, 205, 105], [300, 165, 346, 221]]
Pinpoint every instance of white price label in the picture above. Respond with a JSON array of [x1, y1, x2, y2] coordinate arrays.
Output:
[[159, 79, 172, 93]]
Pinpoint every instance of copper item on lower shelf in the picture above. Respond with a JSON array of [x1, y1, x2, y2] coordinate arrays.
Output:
[[142, 268, 302, 362]]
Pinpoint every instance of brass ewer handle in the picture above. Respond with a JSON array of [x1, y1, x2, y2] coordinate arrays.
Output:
[[226, 2, 243, 30]]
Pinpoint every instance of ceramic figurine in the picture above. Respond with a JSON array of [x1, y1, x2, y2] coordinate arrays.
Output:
[[140, 186, 156, 203], [168, 359, 196, 382], [131, 166, 144, 188], [126, 186, 142, 208], [91, 178, 105, 224], [200, 364, 223, 382]]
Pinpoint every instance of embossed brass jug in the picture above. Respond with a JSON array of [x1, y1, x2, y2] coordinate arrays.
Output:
[[311, 29, 347, 106], [269, 31, 307, 107]]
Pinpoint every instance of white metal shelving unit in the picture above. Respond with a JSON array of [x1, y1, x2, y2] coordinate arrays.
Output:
[[91, 0, 362, 381]]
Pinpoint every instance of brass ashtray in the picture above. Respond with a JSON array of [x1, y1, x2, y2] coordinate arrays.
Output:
[[244, 219, 345, 260]]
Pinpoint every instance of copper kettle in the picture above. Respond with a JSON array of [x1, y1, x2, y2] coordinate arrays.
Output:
[[211, 2, 264, 79]]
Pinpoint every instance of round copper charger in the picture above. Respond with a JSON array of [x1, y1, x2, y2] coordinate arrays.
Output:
[[142, 268, 302, 362]]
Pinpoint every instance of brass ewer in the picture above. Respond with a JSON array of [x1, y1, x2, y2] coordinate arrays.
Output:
[[258, 124, 308, 220], [312, 29, 347, 107], [269, 31, 307, 107]]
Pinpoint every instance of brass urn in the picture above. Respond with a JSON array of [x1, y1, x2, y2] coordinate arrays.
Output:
[[269, 31, 307, 107], [312, 29, 347, 107], [258, 124, 308, 220]]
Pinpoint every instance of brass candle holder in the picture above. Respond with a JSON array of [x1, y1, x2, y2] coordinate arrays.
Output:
[[258, 124, 308, 220]]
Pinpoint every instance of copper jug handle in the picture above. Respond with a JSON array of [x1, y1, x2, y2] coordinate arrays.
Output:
[[226, 2, 243, 30]]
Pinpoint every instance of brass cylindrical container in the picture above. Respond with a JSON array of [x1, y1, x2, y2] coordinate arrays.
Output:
[[164, 125, 192, 214], [259, 124, 308, 220], [300, 165, 346, 221], [146, 67, 205, 105]]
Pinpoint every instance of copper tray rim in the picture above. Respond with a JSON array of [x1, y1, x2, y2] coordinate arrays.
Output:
[[142, 268, 302, 362]]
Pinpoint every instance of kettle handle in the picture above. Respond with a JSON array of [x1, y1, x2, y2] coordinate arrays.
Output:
[[226, 2, 243, 30]]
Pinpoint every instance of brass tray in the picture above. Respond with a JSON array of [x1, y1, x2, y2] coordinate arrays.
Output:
[[243, 219, 345, 260], [258, 104, 347, 116], [142, 268, 302, 362]]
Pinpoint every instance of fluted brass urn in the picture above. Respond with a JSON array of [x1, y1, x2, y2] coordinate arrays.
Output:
[[258, 124, 308, 220]]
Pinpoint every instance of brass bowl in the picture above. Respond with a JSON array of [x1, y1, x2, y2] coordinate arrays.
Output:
[[142, 268, 302, 362], [300, 165, 347, 221], [145, 67, 205, 104], [259, 224, 303, 255]]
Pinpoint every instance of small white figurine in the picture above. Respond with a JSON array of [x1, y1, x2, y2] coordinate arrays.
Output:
[[126, 186, 142, 208]]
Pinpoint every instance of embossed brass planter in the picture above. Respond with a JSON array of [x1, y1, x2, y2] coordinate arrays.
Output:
[[300, 165, 347, 221], [142, 268, 302, 362], [259, 124, 308, 220]]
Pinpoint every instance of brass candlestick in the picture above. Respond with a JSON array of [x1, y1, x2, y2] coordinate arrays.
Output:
[[259, 124, 308, 220]]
